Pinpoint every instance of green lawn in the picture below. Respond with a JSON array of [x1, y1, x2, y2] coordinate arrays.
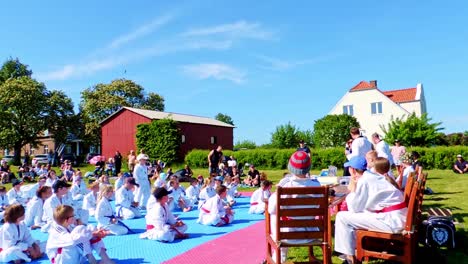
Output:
[[6, 164, 467, 263]]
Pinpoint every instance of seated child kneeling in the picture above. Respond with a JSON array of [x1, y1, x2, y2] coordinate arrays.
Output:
[[249, 180, 272, 214], [0, 204, 44, 263], [197, 185, 234, 226], [140, 187, 188, 242], [46, 205, 114, 264]]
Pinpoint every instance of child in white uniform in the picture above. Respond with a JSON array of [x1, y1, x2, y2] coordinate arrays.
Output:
[[0, 204, 43, 263], [96, 186, 128, 235], [140, 187, 188, 242], [334, 157, 406, 264], [114, 173, 124, 191], [41, 180, 73, 232], [184, 178, 200, 206], [198, 178, 216, 209], [197, 185, 234, 226], [115, 177, 141, 219], [45, 170, 58, 187], [46, 205, 114, 264], [0, 186, 9, 222], [7, 179, 27, 206], [168, 180, 192, 212], [249, 180, 272, 214], [83, 182, 100, 217], [24, 186, 52, 229]]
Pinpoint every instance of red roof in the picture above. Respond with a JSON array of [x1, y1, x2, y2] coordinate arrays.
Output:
[[350, 81, 376, 91], [383, 88, 417, 103]]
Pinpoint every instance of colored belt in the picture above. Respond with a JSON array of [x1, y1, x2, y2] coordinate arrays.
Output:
[[373, 201, 406, 213]]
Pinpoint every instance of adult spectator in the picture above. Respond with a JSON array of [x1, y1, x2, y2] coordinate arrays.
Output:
[[23, 152, 30, 166], [343, 139, 353, 176], [244, 165, 260, 187], [347, 127, 373, 160], [411, 151, 422, 175], [114, 150, 123, 174], [47, 150, 54, 166], [391, 139, 406, 171], [371, 133, 394, 166], [208, 145, 223, 174], [128, 150, 137, 174], [94, 156, 105, 176], [297, 140, 311, 156], [0, 160, 15, 184], [453, 154, 468, 174], [181, 164, 193, 179], [134, 153, 150, 210]]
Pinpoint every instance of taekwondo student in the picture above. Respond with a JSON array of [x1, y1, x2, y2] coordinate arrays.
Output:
[[24, 186, 52, 229], [249, 180, 272, 214], [133, 154, 150, 210], [96, 186, 128, 235], [115, 177, 141, 219], [197, 185, 234, 226]]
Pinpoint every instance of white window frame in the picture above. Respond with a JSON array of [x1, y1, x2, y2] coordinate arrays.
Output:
[[343, 105, 354, 116], [371, 102, 383, 114]]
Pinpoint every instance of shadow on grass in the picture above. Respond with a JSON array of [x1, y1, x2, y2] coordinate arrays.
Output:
[[431, 191, 463, 195]]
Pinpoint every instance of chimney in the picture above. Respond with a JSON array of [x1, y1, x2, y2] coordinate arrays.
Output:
[[369, 80, 377, 88]]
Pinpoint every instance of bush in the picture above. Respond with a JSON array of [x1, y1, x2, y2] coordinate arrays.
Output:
[[185, 146, 468, 170]]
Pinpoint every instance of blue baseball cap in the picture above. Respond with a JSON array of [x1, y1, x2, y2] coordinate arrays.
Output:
[[214, 176, 224, 182], [344, 156, 367, 170]]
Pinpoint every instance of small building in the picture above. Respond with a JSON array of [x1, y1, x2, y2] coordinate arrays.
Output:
[[329, 80, 427, 137], [100, 107, 234, 160]]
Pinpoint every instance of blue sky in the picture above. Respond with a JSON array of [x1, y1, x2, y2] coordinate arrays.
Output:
[[1, 1, 467, 144]]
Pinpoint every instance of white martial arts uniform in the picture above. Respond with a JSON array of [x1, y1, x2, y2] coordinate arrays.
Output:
[[45, 178, 57, 187], [0, 194, 9, 222], [375, 140, 395, 165], [268, 175, 321, 262], [20, 182, 41, 201], [0, 222, 42, 263], [95, 197, 128, 235], [198, 185, 216, 209], [396, 166, 415, 189], [184, 185, 199, 206], [334, 170, 407, 256], [347, 136, 373, 160], [41, 194, 73, 232], [6, 188, 27, 206], [82, 192, 98, 216], [153, 178, 166, 188], [133, 164, 150, 208], [227, 182, 240, 200], [115, 186, 141, 219], [46, 223, 105, 264], [140, 202, 188, 242], [249, 188, 271, 214], [114, 177, 124, 191], [70, 182, 88, 207], [168, 186, 190, 211], [24, 196, 46, 227], [146, 195, 156, 212], [197, 194, 234, 226]]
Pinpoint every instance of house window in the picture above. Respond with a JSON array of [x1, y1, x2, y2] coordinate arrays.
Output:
[[343, 105, 354, 116], [181, 135, 186, 143], [44, 145, 49, 154], [210, 136, 217, 144], [371, 102, 383, 114]]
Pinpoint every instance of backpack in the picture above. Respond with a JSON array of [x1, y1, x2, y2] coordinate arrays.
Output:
[[420, 216, 456, 248]]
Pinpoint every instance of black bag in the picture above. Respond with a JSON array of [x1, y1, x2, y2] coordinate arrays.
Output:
[[421, 216, 456, 248]]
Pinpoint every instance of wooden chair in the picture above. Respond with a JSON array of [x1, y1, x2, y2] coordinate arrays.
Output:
[[355, 182, 421, 264], [265, 186, 331, 264], [403, 172, 416, 203]]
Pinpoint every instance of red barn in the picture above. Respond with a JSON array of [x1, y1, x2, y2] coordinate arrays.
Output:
[[100, 107, 234, 160]]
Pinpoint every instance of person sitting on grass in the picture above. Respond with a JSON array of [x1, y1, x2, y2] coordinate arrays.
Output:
[[244, 165, 260, 187], [24, 186, 52, 230], [140, 187, 188, 242], [197, 185, 234, 227], [453, 154, 468, 174], [46, 205, 114, 264], [249, 180, 272, 214], [0, 204, 44, 263], [334, 157, 406, 264]]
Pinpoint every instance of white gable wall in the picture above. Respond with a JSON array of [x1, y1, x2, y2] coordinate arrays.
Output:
[[399, 101, 422, 116], [329, 89, 410, 137]]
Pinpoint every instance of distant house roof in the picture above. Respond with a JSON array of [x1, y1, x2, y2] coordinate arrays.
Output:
[[100, 106, 235, 128], [349, 81, 376, 92], [382, 88, 417, 103]]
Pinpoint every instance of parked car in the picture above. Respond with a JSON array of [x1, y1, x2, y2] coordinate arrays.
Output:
[[1, 155, 14, 163], [60, 153, 78, 166], [173, 169, 192, 182], [32, 154, 49, 165]]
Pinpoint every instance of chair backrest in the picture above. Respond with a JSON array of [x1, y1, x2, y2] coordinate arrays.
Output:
[[273, 186, 329, 242], [403, 181, 420, 233], [403, 172, 416, 204]]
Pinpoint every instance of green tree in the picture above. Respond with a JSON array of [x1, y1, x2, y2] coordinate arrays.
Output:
[[45, 90, 76, 145], [234, 139, 257, 149], [312, 114, 360, 148], [80, 78, 165, 144], [270, 122, 310, 149], [381, 113, 443, 147], [215, 113, 234, 126], [136, 118, 181, 163], [0, 58, 32, 83]]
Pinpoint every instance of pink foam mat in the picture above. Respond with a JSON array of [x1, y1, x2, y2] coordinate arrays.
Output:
[[163, 221, 266, 264]]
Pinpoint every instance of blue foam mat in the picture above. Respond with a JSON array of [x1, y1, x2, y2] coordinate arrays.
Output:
[[6, 196, 264, 264]]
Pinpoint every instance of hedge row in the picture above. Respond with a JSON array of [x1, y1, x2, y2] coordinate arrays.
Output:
[[185, 146, 468, 170]]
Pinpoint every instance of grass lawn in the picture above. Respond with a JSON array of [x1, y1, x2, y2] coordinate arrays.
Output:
[[6, 164, 467, 263]]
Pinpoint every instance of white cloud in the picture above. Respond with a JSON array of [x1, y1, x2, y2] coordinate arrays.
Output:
[[182, 20, 273, 40], [255, 54, 341, 71], [182, 63, 246, 84], [108, 14, 173, 49]]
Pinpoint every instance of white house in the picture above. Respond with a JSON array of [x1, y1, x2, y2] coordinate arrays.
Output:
[[329, 80, 427, 137]]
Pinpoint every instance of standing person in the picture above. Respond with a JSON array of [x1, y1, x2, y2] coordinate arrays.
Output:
[[347, 127, 373, 160], [207, 145, 223, 174], [114, 151, 122, 175], [297, 140, 311, 156], [453, 154, 468, 174], [268, 151, 321, 262], [127, 150, 137, 175], [334, 157, 406, 264], [47, 150, 54, 166], [134, 154, 150, 210], [371, 133, 394, 166], [391, 139, 406, 172]]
